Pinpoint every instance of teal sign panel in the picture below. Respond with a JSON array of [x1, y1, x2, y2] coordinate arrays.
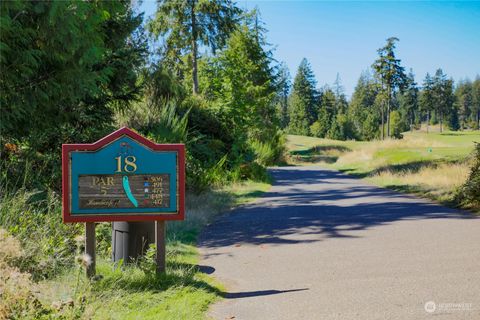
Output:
[[62, 127, 185, 223]]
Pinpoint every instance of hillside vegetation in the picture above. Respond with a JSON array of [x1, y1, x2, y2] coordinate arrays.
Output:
[[0, 181, 269, 319], [287, 130, 480, 211], [1, 2, 282, 318]]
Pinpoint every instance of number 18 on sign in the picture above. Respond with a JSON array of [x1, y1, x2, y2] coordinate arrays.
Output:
[[62, 127, 185, 276]]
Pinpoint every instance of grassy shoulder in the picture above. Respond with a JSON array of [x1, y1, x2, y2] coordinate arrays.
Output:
[[1, 181, 270, 320], [287, 130, 480, 210]]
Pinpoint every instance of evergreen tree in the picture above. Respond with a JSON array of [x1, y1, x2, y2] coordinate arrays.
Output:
[[448, 104, 460, 131], [333, 73, 348, 114], [0, 0, 147, 189], [0, 1, 146, 142], [420, 73, 435, 133], [288, 58, 318, 134], [432, 69, 455, 133], [199, 22, 278, 149], [372, 37, 406, 139], [327, 114, 355, 141], [455, 79, 473, 129], [389, 110, 406, 138], [310, 108, 330, 138], [362, 112, 381, 140], [472, 76, 480, 129], [149, 0, 241, 94], [310, 87, 335, 137], [275, 62, 291, 128], [349, 70, 379, 140], [398, 70, 419, 131], [288, 92, 310, 136]]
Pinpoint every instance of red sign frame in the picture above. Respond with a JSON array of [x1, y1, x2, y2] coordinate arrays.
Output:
[[62, 127, 185, 223]]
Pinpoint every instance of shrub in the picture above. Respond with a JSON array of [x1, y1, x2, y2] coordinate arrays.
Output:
[[458, 143, 480, 209], [310, 108, 330, 138], [250, 131, 286, 166], [237, 162, 270, 182], [447, 107, 460, 131], [327, 114, 356, 141], [362, 112, 381, 140], [389, 110, 406, 139], [146, 103, 189, 144]]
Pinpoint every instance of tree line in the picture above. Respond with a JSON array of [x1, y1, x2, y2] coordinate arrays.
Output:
[[2, 1, 479, 197], [0, 0, 286, 193], [281, 37, 480, 140]]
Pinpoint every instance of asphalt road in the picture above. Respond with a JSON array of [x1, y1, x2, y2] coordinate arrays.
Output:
[[198, 166, 480, 320]]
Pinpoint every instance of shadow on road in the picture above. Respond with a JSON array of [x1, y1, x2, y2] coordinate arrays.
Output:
[[200, 167, 475, 249], [223, 288, 309, 299]]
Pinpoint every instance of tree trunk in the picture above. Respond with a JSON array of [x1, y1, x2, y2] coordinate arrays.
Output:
[[410, 111, 414, 132], [191, 1, 199, 95], [386, 102, 391, 138], [440, 112, 443, 133], [426, 111, 430, 134], [477, 109, 480, 130], [381, 105, 385, 140], [460, 110, 464, 130], [386, 86, 391, 138]]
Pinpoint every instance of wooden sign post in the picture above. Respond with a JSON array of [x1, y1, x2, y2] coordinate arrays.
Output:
[[62, 127, 185, 277], [155, 221, 166, 273], [85, 222, 96, 278]]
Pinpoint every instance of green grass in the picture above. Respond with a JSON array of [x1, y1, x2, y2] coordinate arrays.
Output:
[[32, 181, 270, 320], [36, 247, 220, 319], [63, 248, 219, 319], [286, 131, 480, 210], [224, 181, 271, 204], [286, 135, 361, 154], [405, 130, 480, 147]]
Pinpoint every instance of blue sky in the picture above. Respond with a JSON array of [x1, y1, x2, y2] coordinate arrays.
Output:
[[139, 1, 480, 97]]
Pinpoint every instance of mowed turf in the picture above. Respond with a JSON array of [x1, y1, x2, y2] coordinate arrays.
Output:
[[286, 130, 480, 210]]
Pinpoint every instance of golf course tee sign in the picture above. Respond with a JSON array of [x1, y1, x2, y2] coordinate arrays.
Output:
[[62, 127, 185, 222]]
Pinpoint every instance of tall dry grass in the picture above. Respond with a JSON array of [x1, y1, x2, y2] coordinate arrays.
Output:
[[369, 162, 469, 197], [337, 136, 469, 201], [0, 229, 52, 319]]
